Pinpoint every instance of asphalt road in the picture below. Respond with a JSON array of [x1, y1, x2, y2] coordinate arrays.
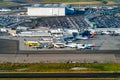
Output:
[[0, 73, 119, 78]]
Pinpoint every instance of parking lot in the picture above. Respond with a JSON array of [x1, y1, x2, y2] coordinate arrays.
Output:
[[89, 15, 120, 28]]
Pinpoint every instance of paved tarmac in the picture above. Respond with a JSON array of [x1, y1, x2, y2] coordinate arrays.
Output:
[[20, 35, 120, 50], [0, 53, 118, 63], [18, 35, 120, 50], [0, 39, 19, 53], [0, 35, 120, 63], [1, 34, 120, 51], [115, 54, 120, 63]]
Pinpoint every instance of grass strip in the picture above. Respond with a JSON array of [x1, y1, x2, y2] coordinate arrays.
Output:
[[0, 63, 119, 72]]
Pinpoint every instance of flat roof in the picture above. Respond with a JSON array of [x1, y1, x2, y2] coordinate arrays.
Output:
[[29, 4, 71, 8], [28, 6, 66, 8]]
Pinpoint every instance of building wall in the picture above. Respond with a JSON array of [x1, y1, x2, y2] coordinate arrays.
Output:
[[27, 7, 65, 16]]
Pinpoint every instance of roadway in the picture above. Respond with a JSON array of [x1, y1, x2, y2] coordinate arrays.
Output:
[[0, 72, 119, 78], [0, 10, 26, 15]]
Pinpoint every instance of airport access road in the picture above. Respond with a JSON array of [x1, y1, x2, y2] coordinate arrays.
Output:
[[0, 72, 119, 78]]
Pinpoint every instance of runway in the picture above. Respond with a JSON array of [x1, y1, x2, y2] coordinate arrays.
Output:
[[0, 72, 119, 78], [0, 53, 118, 63]]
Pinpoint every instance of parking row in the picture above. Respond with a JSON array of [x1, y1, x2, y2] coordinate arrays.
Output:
[[89, 15, 120, 28]]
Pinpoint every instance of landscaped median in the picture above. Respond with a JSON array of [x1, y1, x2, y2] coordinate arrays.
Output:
[[0, 63, 119, 72]]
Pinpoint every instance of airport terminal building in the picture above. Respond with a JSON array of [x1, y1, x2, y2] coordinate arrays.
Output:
[[27, 4, 74, 16]]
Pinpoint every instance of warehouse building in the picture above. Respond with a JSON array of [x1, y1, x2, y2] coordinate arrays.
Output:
[[27, 4, 74, 16]]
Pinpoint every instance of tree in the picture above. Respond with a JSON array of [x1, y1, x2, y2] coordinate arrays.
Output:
[[102, 1, 108, 4], [96, 0, 102, 1]]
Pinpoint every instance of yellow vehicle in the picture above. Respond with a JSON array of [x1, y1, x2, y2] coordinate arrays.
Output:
[[25, 41, 40, 47]]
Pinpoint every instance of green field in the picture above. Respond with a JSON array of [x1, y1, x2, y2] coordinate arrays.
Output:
[[24, 0, 97, 2], [23, 0, 119, 4], [0, 63, 120, 72], [0, 0, 119, 6], [23, 0, 118, 2], [0, 1, 18, 6]]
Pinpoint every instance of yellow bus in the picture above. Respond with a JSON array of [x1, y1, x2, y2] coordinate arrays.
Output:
[[25, 41, 40, 47]]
